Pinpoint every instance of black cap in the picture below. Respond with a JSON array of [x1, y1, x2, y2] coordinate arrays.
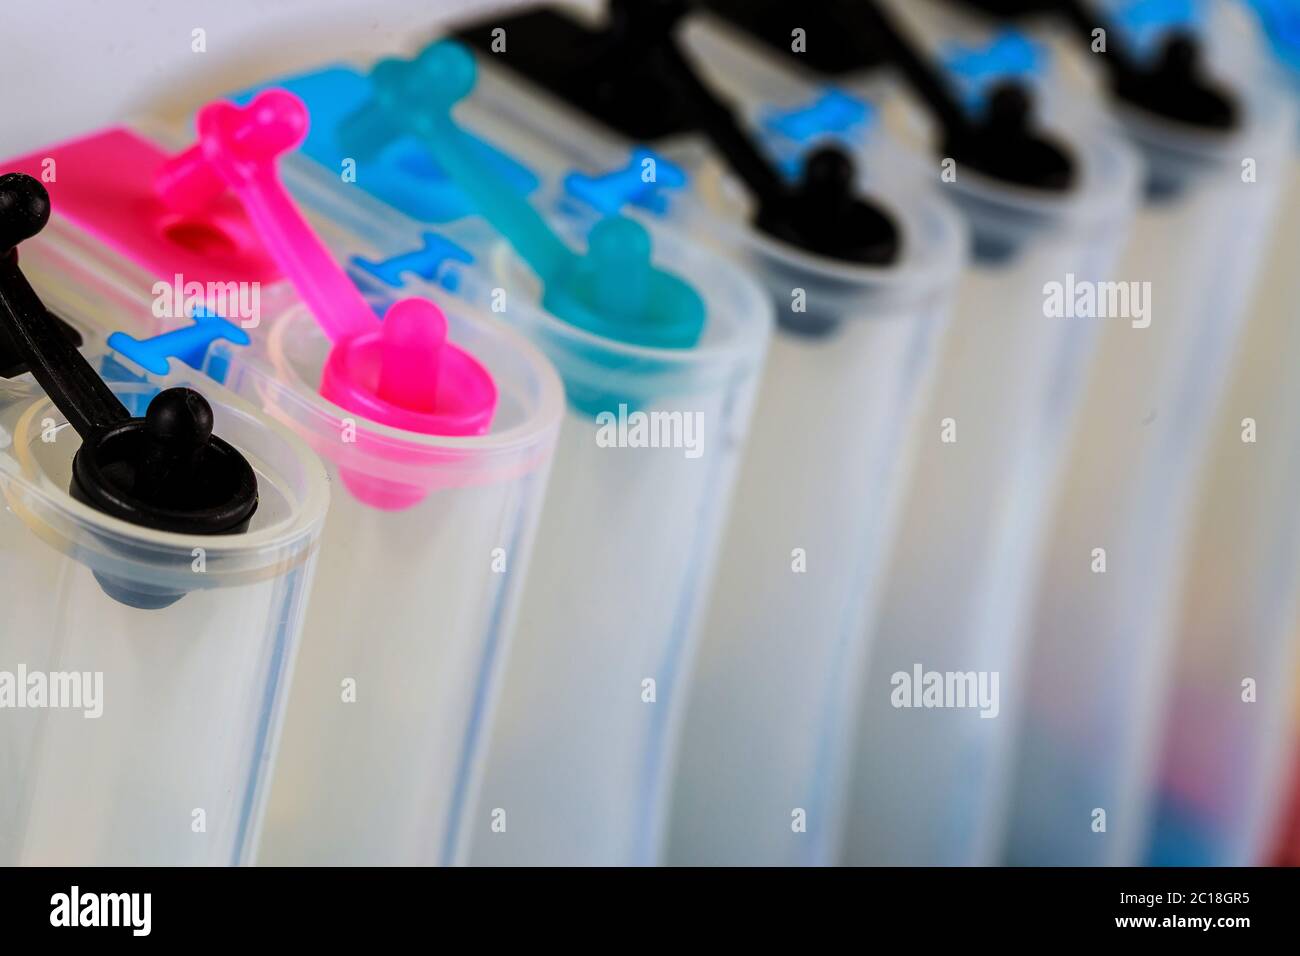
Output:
[[945, 0, 1238, 132], [701, 0, 888, 76], [69, 386, 258, 537], [0, 172, 258, 539], [1109, 29, 1237, 131]]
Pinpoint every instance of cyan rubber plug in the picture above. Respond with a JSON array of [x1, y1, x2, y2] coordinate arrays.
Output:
[[543, 216, 704, 350], [340, 40, 708, 356]]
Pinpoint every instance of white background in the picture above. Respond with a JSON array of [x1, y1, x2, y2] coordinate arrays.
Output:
[[0, 0, 547, 154]]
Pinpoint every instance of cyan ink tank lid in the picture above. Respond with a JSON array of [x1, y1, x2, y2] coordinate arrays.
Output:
[[334, 40, 708, 350], [452, 3, 902, 265], [230, 65, 540, 224], [0, 174, 258, 540]]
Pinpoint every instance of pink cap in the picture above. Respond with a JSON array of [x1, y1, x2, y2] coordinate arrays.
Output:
[[154, 90, 497, 444], [319, 297, 495, 436]]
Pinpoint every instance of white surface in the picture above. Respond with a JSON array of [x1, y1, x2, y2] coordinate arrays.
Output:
[[0, 0, 532, 155]]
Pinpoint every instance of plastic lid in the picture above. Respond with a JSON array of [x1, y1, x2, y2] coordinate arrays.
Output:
[[337, 40, 710, 347], [0, 174, 259, 538], [947, 0, 1239, 130], [152, 91, 497, 436], [826, 2, 1077, 191]]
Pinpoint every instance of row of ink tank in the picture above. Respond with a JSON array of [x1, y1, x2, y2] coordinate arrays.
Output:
[[1, 0, 1299, 867]]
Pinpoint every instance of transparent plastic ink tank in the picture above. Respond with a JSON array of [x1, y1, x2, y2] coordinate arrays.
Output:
[[1147, 1, 1300, 866], [652, 1, 1141, 866], [1006, 2, 1294, 866], [222, 299, 563, 866], [0, 366, 327, 865], [674, 7, 1148, 868], [351, 20, 969, 865], [214, 39, 782, 864], [0, 175, 328, 864]]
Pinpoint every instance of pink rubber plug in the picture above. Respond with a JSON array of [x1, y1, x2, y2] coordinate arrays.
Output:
[[155, 90, 497, 509], [318, 297, 496, 436]]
